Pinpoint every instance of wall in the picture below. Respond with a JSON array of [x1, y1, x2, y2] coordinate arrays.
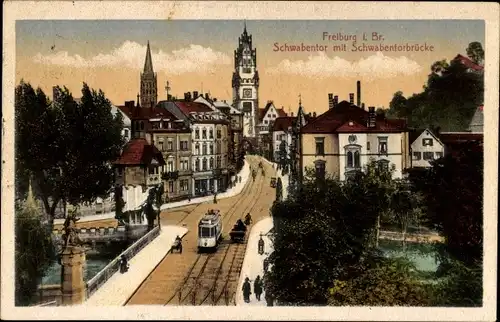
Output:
[[301, 133, 340, 179]]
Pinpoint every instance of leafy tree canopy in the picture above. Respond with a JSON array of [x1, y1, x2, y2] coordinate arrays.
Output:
[[15, 81, 125, 229]]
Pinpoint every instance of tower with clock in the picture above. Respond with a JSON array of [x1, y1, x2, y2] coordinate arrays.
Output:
[[232, 22, 260, 138]]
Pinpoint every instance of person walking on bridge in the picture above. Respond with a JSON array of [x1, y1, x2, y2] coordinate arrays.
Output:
[[254, 275, 263, 301], [242, 277, 252, 303]]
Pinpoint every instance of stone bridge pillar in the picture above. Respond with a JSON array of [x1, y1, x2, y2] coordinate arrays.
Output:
[[60, 245, 86, 305]]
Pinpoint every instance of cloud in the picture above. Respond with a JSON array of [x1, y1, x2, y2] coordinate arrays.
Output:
[[267, 52, 422, 79], [32, 41, 231, 75]]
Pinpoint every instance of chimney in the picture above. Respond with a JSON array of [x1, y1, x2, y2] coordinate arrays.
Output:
[[361, 103, 366, 110], [291, 112, 294, 117], [193, 91, 199, 99], [205, 93, 210, 100], [357, 81, 361, 107], [313, 112, 317, 118], [167, 94, 172, 101], [349, 93, 354, 105], [328, 93, 334, 109], [334, 95, 339, 107], [214, 98, 217, 102], [368, 106, 376, 128], [184, 92, 189, 101]]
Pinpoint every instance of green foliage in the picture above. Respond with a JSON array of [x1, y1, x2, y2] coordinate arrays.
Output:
[[15, 203, 55, 306], [466, 42, 484, 65], [386, 42, 484, 131], [268, 168, 384, 305], [328, 256, 431, 306], [143, 184, 164, 230], [275, 177, 283, 201], [408, 141, 483, 266], [15, 81, 125, 229]]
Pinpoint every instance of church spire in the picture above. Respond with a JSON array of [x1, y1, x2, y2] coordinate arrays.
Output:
[[143, 41, 154, 74], [244, 20, 247, 34]]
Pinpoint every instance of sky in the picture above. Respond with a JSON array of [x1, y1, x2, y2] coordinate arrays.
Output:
[[16, 20, 484, 115]]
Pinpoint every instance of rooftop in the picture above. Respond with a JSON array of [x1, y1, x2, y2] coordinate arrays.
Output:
[[114, 138, 165, 166]]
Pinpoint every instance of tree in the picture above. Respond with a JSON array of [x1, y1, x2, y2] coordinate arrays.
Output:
[[389, 187, 424, 250], [375, 107, 386, 117], [267, 171, 381, 305], [328, 256, 431, 306], [430, 59, 449, 76], [388, 91, 407, 118], [15, 81, 125, 230], [15, 199, 55, 305], [466, 41, 484, 65], [275, 177, 283, 201], [277, 140, 288, 171]]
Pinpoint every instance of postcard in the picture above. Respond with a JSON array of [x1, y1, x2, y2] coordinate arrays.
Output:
[[1, 1, 498, 321]]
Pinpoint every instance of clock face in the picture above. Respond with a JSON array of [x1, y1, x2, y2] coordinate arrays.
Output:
[[243, 89, 252, 98]]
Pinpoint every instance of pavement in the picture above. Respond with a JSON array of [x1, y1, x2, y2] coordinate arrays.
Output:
[[54, 158, 250, 225], [82, 225, 188, 306], [236, 217, 274, 306]]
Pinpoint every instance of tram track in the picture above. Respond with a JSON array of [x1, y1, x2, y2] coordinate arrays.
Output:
[[163, 160, 264, 305], [193, 161, 268, 306]]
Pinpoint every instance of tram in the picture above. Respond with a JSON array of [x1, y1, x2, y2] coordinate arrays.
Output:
[[197, 210, 223, 251]]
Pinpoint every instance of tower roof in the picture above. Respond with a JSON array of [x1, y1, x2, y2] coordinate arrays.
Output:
[[143, 41, 154, 73]]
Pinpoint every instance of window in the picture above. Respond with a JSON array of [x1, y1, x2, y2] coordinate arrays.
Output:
[[217, 129, 222, 139], [217, 142, 221, 154], [195, 129, 200, 139], [168, 181, 174, 193], [180, 179, 188, 191], [167, 161, 174, 172], [264, 120, 268, 125], [423, 152, 434, 160], [346, 149, 361, 168], [347, 151, 353, 167], [209, 129, 213, 139], [195, 158, 200, 172], [124, 129, 129, 138], [378, 137, 388, 154], [210, 143, 214, 155], [202, 129, 207, 139], [202, 158, 207, 171], [159, 141, 164, 151], [167, 140, 173, 151], [140, 122, 144, 130], [413, 152, 422, 160], [210, 157, 214, 169], [217, 156, 222, 168], [422, 138, 434, 146], [367, 142, 371, 150], [180, 141, 188, 150], [243, 68, 251, 73], [195, 143, 200, 155], [314, 160, 326, 180], [435, 152, 443, 159], [315, 137, 325, 156], [354, 151, 360, 168], [202, 143, 207, 155]]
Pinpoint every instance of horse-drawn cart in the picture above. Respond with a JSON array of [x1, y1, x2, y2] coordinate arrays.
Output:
[[171, 238, 183, 253], [230, 219, 247, 243]]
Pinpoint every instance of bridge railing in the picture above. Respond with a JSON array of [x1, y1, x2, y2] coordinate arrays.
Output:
[[85, 225, 161, 299]]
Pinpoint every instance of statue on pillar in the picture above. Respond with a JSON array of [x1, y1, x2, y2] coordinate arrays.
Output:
[[62, 209, 81, 249]]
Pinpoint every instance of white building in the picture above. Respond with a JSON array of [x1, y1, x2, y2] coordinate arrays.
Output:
[[257, 101, 287, 135], [300, 101, 411, 181], [409, 128, 445, 168], [271, 116, 295, 162], [232, 23, 260, 138], [111, 104, 132, 142]]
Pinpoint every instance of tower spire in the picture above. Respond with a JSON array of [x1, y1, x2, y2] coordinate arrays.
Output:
[[143, 40, 154, 73], [299, 93, 302, 108], [244, 20, 247, 33]]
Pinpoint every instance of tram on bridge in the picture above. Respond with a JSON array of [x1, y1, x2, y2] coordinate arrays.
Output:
[[198, 210, 222, 251]]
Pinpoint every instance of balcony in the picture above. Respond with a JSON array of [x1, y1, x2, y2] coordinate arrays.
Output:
[[162, 171, 179, 181], [147, 174, 162, 185], [178, 169, 193, 176]]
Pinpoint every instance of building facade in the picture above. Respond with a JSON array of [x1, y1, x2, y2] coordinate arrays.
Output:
[[158, 99, 231, 196], [300, 100, 410, 181], [409, 128, 445, 168], [232, 23, 260, 138], [271, 116, 296, 163]]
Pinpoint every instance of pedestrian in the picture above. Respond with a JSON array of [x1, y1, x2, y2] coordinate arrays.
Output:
[[263, 257, 269, 273], [239, 176, 242, 183], [188, 195, 191, 203], [254, 275, 263, 301], [242, 277, 252, 303], [213, 192, 217, 204]]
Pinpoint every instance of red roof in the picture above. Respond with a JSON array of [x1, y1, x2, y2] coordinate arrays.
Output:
[[272, 116, 296, 132], [302, 101, 407, 134], [114, 138, 165, 166], [277, 108, 288, 117], [259, 108, 267, 121], [174, 101, 213, 114], [259, 101, 288, 121], [454, 54, 484, 71], [117, 104, 177, 120]]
